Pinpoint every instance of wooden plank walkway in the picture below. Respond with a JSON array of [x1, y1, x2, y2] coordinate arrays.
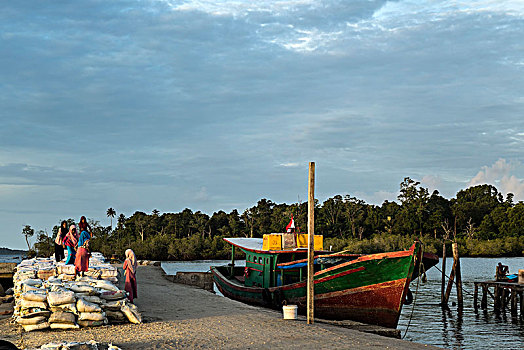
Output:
[[474, 281, 524, 318]]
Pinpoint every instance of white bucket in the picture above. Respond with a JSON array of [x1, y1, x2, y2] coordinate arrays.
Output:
[[282, 305, 298, 320]]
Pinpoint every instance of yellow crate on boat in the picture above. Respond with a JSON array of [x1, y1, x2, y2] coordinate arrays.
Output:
[[263, 234, 282, 251], [296, 234, 323, 250], [281, 233, 296, 249]]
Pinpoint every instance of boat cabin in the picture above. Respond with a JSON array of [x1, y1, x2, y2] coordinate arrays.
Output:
[[224, 236, 359, 289]]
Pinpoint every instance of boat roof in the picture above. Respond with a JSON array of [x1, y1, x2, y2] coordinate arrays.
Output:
[[223, 237, 327, 254]]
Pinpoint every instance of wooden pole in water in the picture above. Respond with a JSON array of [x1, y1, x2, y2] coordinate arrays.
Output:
[[474, 283, 479, 311], [481, 284, 488, 309], [519, 291, 524, 320], [443, 248, 456, 307], [511, 288, 517, 316], [441, 241, 446, 305], [452, 242, 463, 308], [307, 162, 315, 324]]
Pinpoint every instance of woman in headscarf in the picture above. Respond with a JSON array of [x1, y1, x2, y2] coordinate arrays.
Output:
[[63, 225, 78, 265], [78, 216, 92, 237], [75, 229, 91, 276], [54, 220, 68, 262], [123, 249, 138, 303]]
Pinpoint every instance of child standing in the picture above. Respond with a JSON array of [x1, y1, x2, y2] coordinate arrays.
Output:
[[123, 249, 138, 303]]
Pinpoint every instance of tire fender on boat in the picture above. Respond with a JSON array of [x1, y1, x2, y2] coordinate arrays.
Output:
[[273, 289, 285, 307], [262, 288, 271, 306], [404, 288, 413, 305]]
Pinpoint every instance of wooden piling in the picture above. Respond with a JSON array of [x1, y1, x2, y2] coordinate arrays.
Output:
[[441, 242, 446, 305], [442, 255, 456, 306], [476, 281, 524, 317], [511, 288, 517, 316], [307, 162, 315, 324], [452, 242, 463, 308], [473, 283, 478, 311], [481, 284, 487, 309], [502, 288, 507, 309], [519, 291, 524, 320], [494, 285, 501, 311]]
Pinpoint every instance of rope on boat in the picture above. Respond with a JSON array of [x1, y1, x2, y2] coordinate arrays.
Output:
[[432, 264, 478, 300], [402, 243, 424, 339]]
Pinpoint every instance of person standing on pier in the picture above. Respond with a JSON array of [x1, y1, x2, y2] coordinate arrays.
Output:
[[54, 220, 68, 262], [75, 229, 91, 276], [123, 249, 138, 303], [63, 225, 78, 265]]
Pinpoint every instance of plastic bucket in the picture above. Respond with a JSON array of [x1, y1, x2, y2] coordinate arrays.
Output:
[[282, 305, 298, 320]]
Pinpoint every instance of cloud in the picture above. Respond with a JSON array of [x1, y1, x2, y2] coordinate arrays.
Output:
[[421, 175, 442, 194], [280, 162, 299, 168], [195, 186, 209, 202], [1, 0, 524, 248], [468, 159, 524, 201], [468, 159, 512, 185]]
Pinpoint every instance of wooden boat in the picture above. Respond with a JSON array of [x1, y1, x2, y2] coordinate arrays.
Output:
[[211, 236, 437, 328]]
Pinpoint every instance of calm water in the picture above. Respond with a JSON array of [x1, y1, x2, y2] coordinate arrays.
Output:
[[162, 257, 524, 349], [0, 252, 23, 263]]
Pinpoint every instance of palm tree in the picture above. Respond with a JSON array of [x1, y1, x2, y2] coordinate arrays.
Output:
[[22, 225, 34, 251], [106, 208, 116, 229]]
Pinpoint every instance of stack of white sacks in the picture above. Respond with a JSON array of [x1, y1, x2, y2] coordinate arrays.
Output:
[[12, 253, 141, 332]]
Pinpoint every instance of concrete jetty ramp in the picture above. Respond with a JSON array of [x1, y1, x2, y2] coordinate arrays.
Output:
[[0, 265, 439, 349]]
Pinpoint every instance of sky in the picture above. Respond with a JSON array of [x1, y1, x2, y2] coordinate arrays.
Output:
[[1, 0, 524, 250]]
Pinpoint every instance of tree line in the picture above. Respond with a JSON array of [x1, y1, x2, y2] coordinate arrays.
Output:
[[25, 177, 524, 260]]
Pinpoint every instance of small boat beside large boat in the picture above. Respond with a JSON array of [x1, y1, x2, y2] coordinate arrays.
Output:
[[211, 234, 438, 329]]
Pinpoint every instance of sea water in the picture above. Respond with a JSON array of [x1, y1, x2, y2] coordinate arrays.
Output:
[[162, 257, 524, 349], [0, 252, 23, 263]]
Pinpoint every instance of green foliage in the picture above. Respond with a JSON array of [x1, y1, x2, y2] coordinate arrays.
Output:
[[33, 230, 53, 257], [25, 180, 524, 261], [461, 237, 524, 257]]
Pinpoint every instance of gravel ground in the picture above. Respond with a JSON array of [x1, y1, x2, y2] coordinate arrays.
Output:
[[0, 266, 441, 349]]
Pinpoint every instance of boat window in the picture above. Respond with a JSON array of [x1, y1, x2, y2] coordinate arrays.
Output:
[[258, 257, 262, 264]]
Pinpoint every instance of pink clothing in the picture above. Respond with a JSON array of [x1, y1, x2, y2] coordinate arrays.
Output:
[[75, 247, 89, 273], [123, 258, 138, 303], [125, 249, 137, 274], [64, 225, 78, 248]]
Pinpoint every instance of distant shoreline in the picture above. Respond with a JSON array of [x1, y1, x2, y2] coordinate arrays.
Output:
[[0, 247, 27, 255]]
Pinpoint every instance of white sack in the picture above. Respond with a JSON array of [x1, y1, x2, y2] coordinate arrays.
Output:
[[49, 311, 76, 324], [77, 298, 102, 313], [22, 322, 50, 332], [48, 291, 76, 306], [78, 312, 106, 321]]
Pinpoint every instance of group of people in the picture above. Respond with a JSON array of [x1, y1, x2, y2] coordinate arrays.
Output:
[[53, 216, 138, 303], [53, 216, 91, 271]]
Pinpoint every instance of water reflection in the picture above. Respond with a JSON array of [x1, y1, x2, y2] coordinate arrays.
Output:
[[398, 257, 524, 349]]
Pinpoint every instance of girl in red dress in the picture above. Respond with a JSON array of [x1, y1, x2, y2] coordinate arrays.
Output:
[[123, 249, 138, 303], [75, 230, 91, 276]]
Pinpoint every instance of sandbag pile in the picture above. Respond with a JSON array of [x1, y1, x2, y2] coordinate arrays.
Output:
[[12, 254, 141, 332], [27, 340, 122, 350], [57, 251, 118, 282]]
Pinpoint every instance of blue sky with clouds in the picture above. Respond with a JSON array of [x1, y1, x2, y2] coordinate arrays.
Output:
[[1, 0, 524, 249]]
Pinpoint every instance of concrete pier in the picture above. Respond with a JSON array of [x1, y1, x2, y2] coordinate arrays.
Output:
[[1, 265, 439, 349]]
